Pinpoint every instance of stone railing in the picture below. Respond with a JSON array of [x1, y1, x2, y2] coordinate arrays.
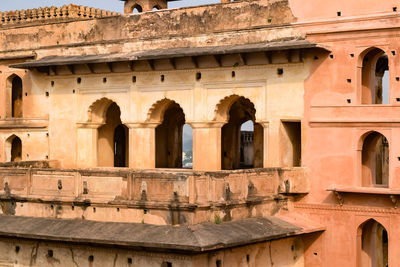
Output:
[[0, 167, 309, 205], [0, 5, 119, 25]]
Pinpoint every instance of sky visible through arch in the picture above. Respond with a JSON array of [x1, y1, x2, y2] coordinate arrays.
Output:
[[0, 0, 219, 12]]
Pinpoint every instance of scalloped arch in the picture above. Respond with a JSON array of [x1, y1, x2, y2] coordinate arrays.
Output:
[[146, 98, 185, 123], [214, 94, 256, 123], [87, 97, 117, 124]]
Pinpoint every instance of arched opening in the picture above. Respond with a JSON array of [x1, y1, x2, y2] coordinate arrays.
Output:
[[358, 219, 388, 267], [6, 75, 23, 118], [360, 48, 389, 104], [182, 124, 193, 169], [219, 96, 263, 170], [5, 135, 22, 162], [361, 132, 389, 187], [152, 5, 161, 10], [97, 102, 128, 167], [154, 100, 186, 168], [132, 4, 143, 13]]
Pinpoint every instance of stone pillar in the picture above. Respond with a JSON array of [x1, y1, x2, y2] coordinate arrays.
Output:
[[191, 122, 223, 171], [127, 123, 157, 169], [260, 122, 270, 168], [76, 123, 102, 168]]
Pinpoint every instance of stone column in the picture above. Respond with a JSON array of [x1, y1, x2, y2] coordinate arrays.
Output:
[[191, 122, 224, 171], [259, 121, 269, 168], [76, 123, 102, 168], [127, 123, 157, 169]]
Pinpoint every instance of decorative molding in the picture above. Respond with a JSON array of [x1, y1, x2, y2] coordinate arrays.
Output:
[[294, 203, 400, 214]]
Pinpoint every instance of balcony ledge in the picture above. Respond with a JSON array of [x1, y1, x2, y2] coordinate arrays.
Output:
[[327, 187, 400, 208]]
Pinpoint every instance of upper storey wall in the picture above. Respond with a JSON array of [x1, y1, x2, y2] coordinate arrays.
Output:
[[0, 0, 297, 55], [289, 0, 399, 21]]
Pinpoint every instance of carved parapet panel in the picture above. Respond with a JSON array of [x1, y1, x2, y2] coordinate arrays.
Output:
[[278, 167, 310, 194]]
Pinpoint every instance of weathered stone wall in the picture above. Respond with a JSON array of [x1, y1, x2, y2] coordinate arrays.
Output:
[[0, 236, 304, 267], [0, 167, 308, 225], [0, 0, 297, 55]]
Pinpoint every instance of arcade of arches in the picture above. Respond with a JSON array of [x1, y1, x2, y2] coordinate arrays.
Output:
[[76, 95, 301, 170]]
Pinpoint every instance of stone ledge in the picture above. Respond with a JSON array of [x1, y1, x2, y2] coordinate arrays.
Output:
[[0, 215, 311, 252]]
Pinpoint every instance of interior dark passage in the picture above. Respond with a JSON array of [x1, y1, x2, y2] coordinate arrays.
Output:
[[156, 102, 185, 168], [114, 124, 129, 167], [11, 76, 23, 118], [11, 136, 22, 162]]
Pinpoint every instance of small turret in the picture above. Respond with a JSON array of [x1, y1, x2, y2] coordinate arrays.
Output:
[[122, 0, 179, 13]]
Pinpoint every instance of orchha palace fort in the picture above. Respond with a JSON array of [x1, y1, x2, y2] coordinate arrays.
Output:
[[0, 0, 397, 265]]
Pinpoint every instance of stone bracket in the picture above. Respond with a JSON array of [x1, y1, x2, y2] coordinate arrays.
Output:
[[390, 195, 398, 209], [333, 191, 344, 206]]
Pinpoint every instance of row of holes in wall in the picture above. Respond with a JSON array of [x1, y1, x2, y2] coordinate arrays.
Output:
[[12, 244, 246, 267], [14, 246, 134, 264], [315, 50, 396, 60], [336, 6, 398, 16], [48, 69, 286, 88], [320, 51, 399, 104]]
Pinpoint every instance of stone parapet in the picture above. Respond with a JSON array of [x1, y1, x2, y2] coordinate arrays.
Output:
[[0, 167, 309, 225], [0, 5, 119, 26]]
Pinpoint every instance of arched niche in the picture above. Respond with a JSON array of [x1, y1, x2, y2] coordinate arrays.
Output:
[[6, 74, 23, 118], [360, 131, 389, 187], [357, 219, 388, 267], [5, 135, 22, 162]]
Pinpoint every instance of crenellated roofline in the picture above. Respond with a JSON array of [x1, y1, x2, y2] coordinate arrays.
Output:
[[0, 4, 119, 25]]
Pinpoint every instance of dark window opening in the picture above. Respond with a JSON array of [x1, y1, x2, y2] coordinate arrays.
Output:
[[361, 48, 389, 104], [11, 76, 23, 118], [362, 132, 389, 187], [161, 262, 172, 267], [114, 124, 129, 167], [360, 220, 388, 267], [133, 4, 143, 13], [11, 136, 22, 162], [156, 102, 186, 168]]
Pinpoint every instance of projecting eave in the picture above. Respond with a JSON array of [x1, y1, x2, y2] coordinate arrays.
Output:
[[0, 215, 322, 253], [10, 39, 329, 72]]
